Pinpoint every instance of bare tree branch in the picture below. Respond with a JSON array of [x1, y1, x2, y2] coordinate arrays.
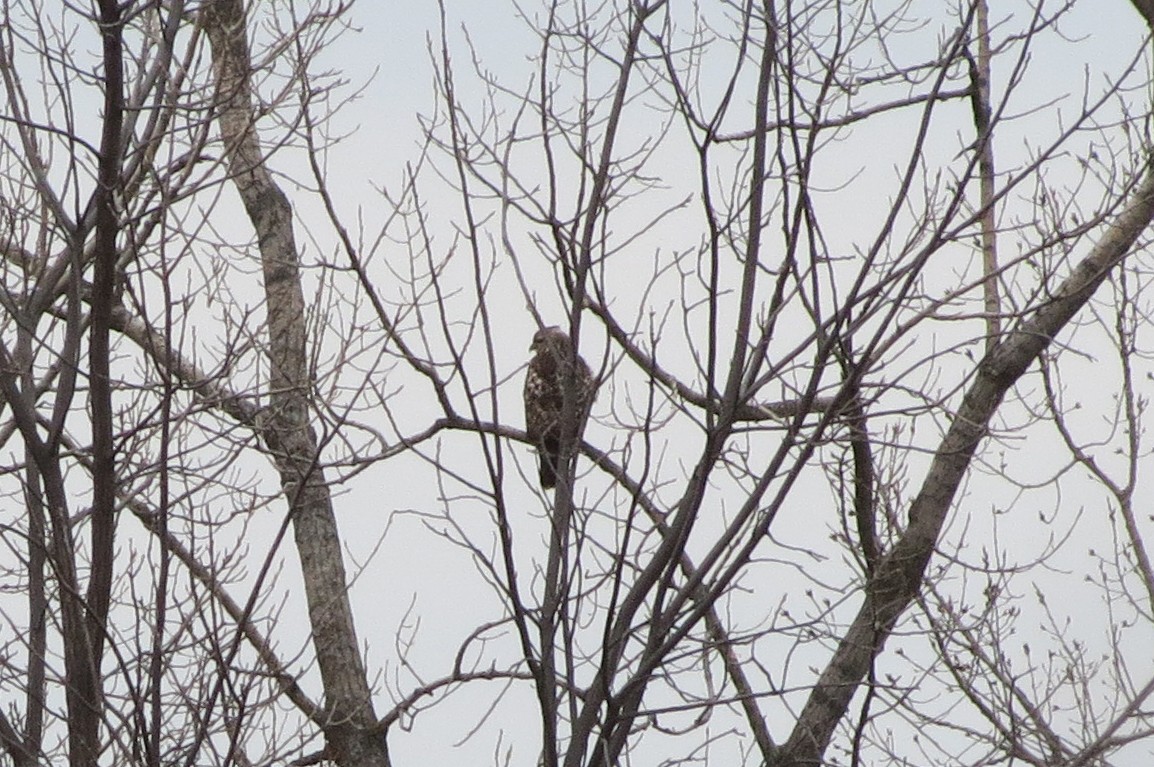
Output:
[[201, 1, 387, 765], [775, 160, 1154, 766]]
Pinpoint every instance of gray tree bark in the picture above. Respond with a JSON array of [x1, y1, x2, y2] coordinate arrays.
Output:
[[201, 2, 388, 765], [773, 161, 1154, 765]]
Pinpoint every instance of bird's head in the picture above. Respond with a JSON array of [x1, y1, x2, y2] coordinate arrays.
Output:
[[530, 326, 569, 355]]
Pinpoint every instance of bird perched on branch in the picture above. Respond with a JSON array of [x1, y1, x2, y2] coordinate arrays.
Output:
[[523, 326, 595, 489]]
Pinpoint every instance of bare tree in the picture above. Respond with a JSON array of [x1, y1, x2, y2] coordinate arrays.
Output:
[[0, 0, 383, 763], [394, 2, 1154, 765], [0, 1, 1152, 766]]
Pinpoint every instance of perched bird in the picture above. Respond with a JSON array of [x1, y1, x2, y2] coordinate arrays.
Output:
[[523, 326, 595, 489]]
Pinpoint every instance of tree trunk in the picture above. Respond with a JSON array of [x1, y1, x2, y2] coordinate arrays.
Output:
[[201, 2, 388, 765], [774, 161, 1154, 765]]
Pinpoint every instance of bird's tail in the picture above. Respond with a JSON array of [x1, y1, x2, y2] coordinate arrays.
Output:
[[538, 438, 559, 489]]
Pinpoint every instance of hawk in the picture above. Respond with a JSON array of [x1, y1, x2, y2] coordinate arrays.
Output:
[[523, 326, 595, 489]]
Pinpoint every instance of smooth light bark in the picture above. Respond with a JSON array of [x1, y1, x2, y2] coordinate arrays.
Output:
[[774, 161, 1154, 765], [202, 2, 388, 765]]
